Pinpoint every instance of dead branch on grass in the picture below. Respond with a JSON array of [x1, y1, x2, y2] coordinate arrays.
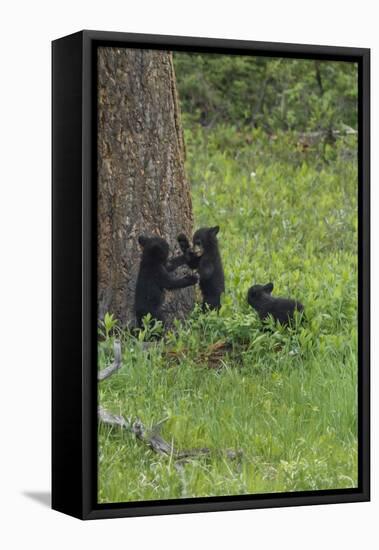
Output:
[[97, 340, 242, 463], [98, 339, 122, 381]]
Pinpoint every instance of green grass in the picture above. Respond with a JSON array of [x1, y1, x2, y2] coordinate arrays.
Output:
[[98, 128, 358, 503]]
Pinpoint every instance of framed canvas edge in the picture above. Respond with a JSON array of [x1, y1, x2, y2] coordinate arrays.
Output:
[[57, 29, 370, 58], [52, 31, 85, 520], [52, 30, 370, 520]]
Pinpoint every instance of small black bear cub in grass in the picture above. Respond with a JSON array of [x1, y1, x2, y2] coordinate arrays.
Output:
[[134, 235, 198, 328], [176, 226, 225, 311], [247, 282, 304, 325]]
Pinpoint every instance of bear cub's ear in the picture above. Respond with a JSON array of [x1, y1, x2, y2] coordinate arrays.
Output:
[[263, 282, 274, 293], [210, 226, 220, 236], [138, 235, 148, 247]]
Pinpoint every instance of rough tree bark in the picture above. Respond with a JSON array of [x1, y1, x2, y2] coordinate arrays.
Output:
[[97, 47, 194, 326]]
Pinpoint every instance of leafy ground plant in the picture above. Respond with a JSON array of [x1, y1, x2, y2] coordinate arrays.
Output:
[[98, 128, 358, 503]]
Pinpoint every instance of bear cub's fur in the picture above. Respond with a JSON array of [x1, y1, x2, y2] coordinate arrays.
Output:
[[247, 282, 304, 325], [134, 235, 198, 327], [177, 226, 225, 311]]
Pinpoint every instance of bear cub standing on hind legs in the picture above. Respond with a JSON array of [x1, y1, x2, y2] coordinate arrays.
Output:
[[134, 235, 198, 328], [247, 282, 304, 326], [174, 226, 225, 312]]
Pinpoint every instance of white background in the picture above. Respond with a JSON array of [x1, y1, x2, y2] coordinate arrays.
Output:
[[0, 1, 376, 548]]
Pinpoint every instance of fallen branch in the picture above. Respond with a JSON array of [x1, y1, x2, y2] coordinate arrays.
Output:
[[98, 406, 130, 430], [298, 127, 357, 141], [98, 407, 208, 458], [131, 418, 174, 455], [296, 127, 357, 151], [98, 408, 241, 462], [131, 418, 213, 458], [98, 339, 122, 381], [98, 341, 242, 463], [131, 418, 242, 461]]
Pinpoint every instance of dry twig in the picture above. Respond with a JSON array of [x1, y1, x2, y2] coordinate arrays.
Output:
[[97, 340, 242, 462], [98, 339, 122, 381]]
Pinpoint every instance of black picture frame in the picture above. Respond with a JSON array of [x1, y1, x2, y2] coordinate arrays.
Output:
[[52, 30, 370, 520]]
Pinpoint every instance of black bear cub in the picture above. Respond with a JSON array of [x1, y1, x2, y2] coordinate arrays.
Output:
[[177, 226, 225, 311], [247, 282, 304, 325], [134, 235, 198, 327]]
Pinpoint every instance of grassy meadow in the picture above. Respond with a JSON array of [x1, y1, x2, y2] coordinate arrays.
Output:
[[98, 126, 358, 503]]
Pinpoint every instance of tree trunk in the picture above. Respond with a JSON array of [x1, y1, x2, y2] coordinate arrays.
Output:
[[97, 47, 194, 326]]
